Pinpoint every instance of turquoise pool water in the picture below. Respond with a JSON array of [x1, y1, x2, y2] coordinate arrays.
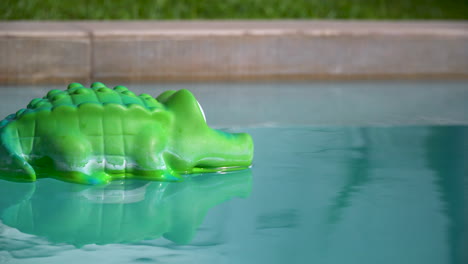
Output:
[[0, 81, 467, 263]]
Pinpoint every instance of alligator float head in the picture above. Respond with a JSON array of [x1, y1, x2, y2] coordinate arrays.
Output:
[[156, 89, 253, 173], [0, 82, 253, 184]]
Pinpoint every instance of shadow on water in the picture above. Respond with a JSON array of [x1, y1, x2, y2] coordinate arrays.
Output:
[[0, 170, 252, 247], [425, 126, 468, 264]]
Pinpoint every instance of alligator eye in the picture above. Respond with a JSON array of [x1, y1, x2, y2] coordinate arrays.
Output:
[[197, 101, 206, 122]]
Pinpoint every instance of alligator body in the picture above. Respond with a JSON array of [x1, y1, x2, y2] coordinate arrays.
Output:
[[0, 83, 253, 184]]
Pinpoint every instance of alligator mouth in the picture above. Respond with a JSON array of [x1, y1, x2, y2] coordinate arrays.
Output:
[[193, 130, 254, 172], [192, 164, 253, 174]]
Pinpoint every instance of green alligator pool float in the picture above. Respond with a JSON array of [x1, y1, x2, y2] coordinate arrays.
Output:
[[0, 83, 253, 184]]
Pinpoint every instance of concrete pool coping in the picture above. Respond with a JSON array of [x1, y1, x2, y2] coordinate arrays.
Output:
[[1, 21, 467, 84]]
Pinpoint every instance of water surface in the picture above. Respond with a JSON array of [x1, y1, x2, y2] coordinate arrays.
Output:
[[0, 125, 467, 264], [0, 81, 467, 263]]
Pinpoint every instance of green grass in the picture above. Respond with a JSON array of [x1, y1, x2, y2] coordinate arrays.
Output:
[[1, 0, 467, 20]]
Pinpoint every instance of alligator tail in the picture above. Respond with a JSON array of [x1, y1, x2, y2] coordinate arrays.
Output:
[[0, 125, 36, 182]]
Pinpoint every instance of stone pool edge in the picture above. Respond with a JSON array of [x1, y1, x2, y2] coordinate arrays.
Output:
[[1, 20, 467, 84]]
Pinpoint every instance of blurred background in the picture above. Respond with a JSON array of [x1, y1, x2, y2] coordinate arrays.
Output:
[[1, 0, 467, 20]]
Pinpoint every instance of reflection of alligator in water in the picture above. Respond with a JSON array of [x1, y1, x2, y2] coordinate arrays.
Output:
[[0, 170, 252, 247]]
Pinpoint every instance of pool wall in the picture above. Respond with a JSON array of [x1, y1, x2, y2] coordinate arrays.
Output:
[[1, 21, 467, 84]]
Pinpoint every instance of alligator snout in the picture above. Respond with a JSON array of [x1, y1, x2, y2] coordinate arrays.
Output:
[[194, 130, 254, 171]]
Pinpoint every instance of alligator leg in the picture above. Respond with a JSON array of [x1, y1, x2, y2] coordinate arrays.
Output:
[[132, 125, 181, 181], [133, 154, 181, 181], [46, 133, 110, 184], [0, 127, 36, 182], [0, 152, 36, 182]]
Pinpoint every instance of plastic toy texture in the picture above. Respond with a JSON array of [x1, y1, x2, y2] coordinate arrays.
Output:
[[0, 82, 253, 184]]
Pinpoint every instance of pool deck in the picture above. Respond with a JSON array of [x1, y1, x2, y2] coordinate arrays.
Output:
[[1, 21, 467, 84]]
